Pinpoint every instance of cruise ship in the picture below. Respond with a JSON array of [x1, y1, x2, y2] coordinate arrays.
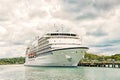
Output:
[[24, 32, 89, 66]]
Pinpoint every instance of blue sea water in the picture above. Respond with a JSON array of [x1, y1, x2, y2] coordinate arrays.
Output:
[[0, 65, 119, 80]]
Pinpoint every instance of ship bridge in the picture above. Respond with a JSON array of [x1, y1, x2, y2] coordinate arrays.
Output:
[[45, 32, 79, 39]]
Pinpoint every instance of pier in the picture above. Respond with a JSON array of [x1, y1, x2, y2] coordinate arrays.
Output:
[[78, 61, 120, 68]]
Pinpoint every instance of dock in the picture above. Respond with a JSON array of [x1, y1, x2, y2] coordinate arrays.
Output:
[[78, 61, 120, 68]]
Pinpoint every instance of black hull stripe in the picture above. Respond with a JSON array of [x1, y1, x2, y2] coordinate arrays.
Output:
[[51, 47, 89, 52]]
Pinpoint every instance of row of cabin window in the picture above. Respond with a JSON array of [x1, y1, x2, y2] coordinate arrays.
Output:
[[28, 46, 51, 58], [29, 46, 37, 52], [30, 42, 80, 52], [35, 51, 52, 57], [36, 47, 51, 54], [49, 36, 78, 39], [47, 33, 76, 36], [29, 42, 50, 53], [38, 37, 49, 43], [31, 47, 51, 56], [37, 44, 50, 51], [30, 45, 51, 53], [49, 43, 81, 45], [38, 37, 46, 42], [38, 40, 49, 46], [38, 37, 79, 46], [29, 48, 37, 53], [29, 39, 49, 51]]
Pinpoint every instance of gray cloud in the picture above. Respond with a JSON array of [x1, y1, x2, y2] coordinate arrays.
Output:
[[86, 27, 107, 37], [102, 39, 120, 46], [93, 0, 120, 10], [0, 0, 120, 58], [90, 44, 113, 47], [61, 0, 120, 20]]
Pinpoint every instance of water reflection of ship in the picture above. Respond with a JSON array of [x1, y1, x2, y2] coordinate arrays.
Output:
[[24, 67, 86, 80]]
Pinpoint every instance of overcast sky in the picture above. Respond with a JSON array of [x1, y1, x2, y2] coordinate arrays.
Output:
[[0, 0, 120, 58]]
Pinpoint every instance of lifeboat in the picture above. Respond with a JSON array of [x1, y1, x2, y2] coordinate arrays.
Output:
[[28, 52, 36, 58]]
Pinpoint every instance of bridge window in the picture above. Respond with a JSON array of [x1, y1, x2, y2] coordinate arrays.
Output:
[[47, 33, 76, 36]]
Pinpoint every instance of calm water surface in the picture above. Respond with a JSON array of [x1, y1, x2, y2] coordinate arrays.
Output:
[[0, 65, 120, 80]]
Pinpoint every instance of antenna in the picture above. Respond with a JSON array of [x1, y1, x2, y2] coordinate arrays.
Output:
[[61, 24, 64, 32], [54, 24, 56, 28], [54, 24, 59, 32], [80, 35, 83, 45]]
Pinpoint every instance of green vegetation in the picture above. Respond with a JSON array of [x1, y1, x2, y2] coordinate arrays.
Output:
[[0, 53, 120, 65], [82, 53, 120, 62], [0, 57, 25, 65]]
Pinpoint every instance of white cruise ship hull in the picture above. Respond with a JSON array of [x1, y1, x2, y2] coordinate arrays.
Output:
[[24, 47, 88, 67]]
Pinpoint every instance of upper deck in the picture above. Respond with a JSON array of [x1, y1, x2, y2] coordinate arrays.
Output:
[[26, 32, 83, 55]]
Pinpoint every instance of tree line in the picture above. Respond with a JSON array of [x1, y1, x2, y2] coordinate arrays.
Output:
[[0, 57, 25, 65], [0, 53, 120, 65], [82, 53, 120, 62]]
